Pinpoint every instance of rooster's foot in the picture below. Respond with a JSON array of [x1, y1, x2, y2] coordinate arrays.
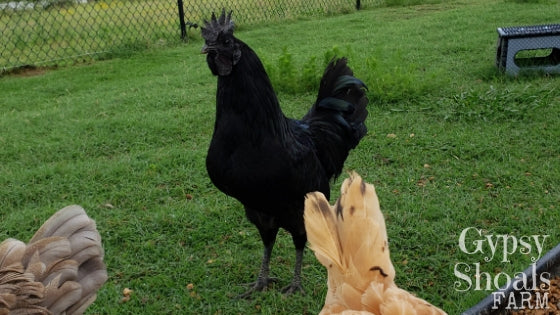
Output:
[[281, 282, 304, 295], [237, 277, 278, 299]]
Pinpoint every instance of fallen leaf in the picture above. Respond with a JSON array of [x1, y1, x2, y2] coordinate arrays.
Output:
[[120, 288, 132, 304], [123, 288, 133, 296], [417, 178, 428, 187]]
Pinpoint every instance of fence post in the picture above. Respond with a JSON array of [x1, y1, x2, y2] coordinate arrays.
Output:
[[356, 0, 361, 10], [177, 0, 187, 40]]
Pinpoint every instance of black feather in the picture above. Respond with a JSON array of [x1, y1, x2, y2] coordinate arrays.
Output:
[[318, 97, 355, 113], [333, 75, 368, 95]]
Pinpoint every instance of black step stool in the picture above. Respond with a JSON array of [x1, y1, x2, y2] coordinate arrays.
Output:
[[496, 24, 560, 76]]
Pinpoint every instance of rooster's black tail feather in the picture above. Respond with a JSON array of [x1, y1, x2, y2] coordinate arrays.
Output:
[[302, 57, 368, 180]]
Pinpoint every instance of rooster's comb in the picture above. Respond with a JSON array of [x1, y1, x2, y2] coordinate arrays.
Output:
[[201, 9, 234, 42]]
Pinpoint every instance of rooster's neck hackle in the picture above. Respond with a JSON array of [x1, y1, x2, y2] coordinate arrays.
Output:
[[203, 10, 286, 136], [215, 41, 287, 138]]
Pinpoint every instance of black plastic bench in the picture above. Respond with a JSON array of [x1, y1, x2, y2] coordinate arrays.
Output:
[[496, 24, 560, 76]]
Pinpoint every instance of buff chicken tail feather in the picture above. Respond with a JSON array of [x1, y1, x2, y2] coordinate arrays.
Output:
[[0, 205, 107, 315], [304, 172, 446, 315]]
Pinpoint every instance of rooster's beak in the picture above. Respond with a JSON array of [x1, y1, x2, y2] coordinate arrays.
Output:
[[201, 44, 210, 54]]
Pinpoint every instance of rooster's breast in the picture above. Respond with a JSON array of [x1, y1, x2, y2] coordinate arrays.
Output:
[[205, 137, 328, 211]]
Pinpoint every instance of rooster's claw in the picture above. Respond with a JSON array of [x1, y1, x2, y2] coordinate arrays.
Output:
[[281, 282, 305, 295], [236, 277, 278, 299]]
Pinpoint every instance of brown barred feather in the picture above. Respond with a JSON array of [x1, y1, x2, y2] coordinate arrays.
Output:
[[0, 205, 107, 315]]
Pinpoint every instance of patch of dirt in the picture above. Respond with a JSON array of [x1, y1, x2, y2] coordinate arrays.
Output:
[[2, 65, 56, 77], [511, 276, 560, 315]]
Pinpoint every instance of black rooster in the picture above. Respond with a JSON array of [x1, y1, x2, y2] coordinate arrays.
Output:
[[201, 10, 368, 297]]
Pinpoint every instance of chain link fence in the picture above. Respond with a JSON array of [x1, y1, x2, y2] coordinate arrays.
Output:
[[1, 0, 381, 74]]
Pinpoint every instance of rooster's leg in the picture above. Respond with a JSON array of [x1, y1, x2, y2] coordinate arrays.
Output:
[[237, 225, 279, 298], [281, 233, 305, 295], [281, 247, 305, 295]]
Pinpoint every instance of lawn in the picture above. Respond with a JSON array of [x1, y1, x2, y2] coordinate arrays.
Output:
[[1, 0, 559, 314]]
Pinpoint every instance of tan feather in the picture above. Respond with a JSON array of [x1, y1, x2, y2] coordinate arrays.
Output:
[[0, 239, 26, 269], [304, 172, 447, 315], [0, 205, 107, 315], [304, 192, 344, 270], [42, 275, 82, 313], [65, 292, 98, 315], [361, 281, 384, 314], [30, 205, 92, 241], [42, 259, 79, 286]]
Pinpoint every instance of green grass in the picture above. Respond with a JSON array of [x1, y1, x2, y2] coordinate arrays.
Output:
[[1, 0, 560, 313]]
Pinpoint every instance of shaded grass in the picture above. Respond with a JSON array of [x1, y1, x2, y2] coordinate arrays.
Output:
[[1, 0, 560, 314]]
